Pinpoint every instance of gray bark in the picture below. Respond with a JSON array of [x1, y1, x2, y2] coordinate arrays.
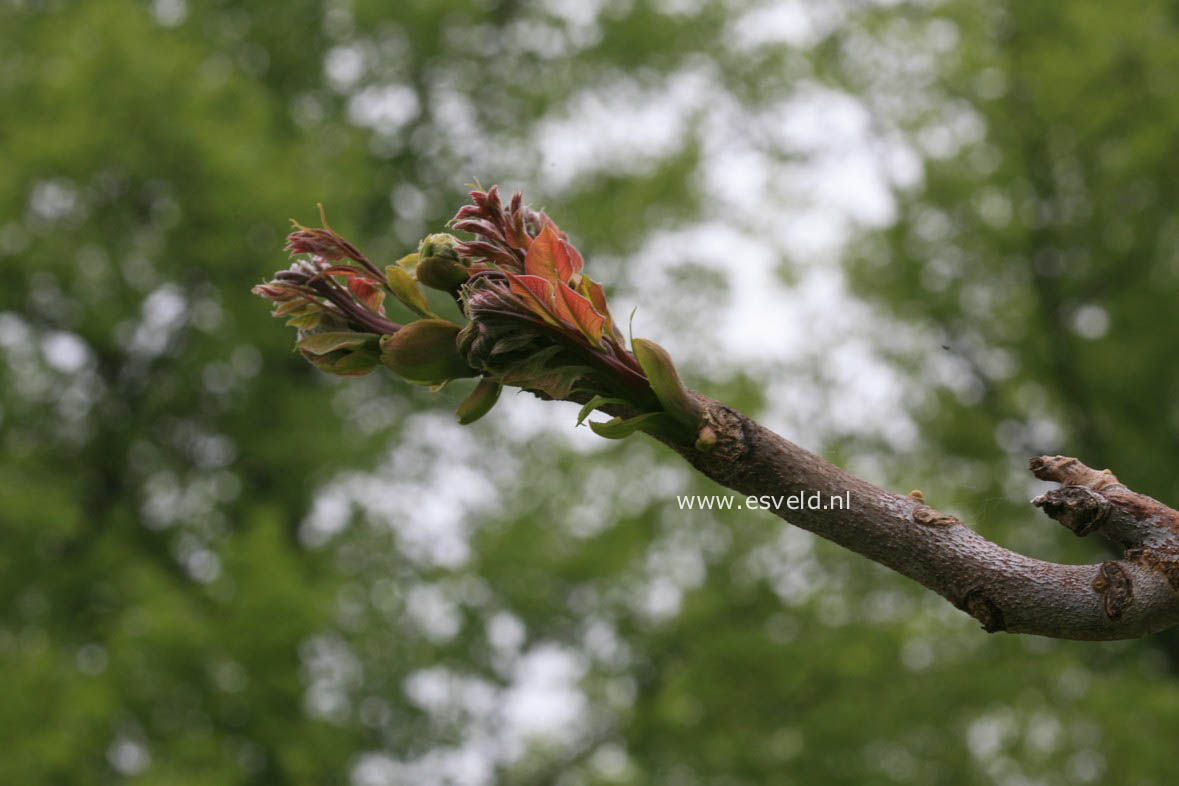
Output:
[[653, 395, 1179, 640]]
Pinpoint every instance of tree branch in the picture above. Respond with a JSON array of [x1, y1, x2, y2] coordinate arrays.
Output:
[[260, 189, 1179, 641], [649, 394, 1179, 641]]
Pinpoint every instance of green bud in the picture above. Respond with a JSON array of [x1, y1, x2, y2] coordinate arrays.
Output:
[[632, 338, 703, 429], [416, 254, 470, 295], [379, 319, 476, 385], [455, 378, 502, 425], [418, 233, 461, 262]]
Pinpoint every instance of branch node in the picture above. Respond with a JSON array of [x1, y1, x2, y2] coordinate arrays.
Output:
[[958, 587, 1006, 633], [686, 404, 750, 483], [1092, 561, 1133, 621], [1031, 485, 1112, 537], [913, 506, 959, 528]]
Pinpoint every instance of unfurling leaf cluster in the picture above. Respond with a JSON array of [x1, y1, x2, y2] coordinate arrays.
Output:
[[252, 187, 707, 441]]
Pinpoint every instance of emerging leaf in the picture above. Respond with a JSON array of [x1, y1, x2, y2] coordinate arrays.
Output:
[[562, 238, 585, 279], [505, 273, 562, 326], [385, 265, 437, 318], [524, 222, 576, 285], [274, 299, 312, 316], [507, 365, 591, 400], [490, 333, 541, 357], [557, 284, 606, 346], [347, 277, 386, 314], [297, 331, 378, 355], [576, 276, 621, 339], [576, 395, 632, 426], [330, 351, 380, 377], [632, 338, 703, 430], [455, 378, 502, 425], [285, 311, 323, 329], [588, 412, 681, 440], [498, 345, 564, 380]]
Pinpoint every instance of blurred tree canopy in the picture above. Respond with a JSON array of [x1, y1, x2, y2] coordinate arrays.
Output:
[[4, 0, 1179, 784]]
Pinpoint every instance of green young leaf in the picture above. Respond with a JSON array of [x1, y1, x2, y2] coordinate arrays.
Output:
[[588, 412, 681, 440], [516, 366, 590, 400], [330, 351, 380, 377], [498, 345, 563, 380], [385, 265, 437, 318], [490, 333, 540, 357], [273, 299, 312, 316], [575, 395, 632, 426], [297, 331, 378, 355], [632, 338, 703, 429], [285, 311, 323, 329], [455, 378, 502, 425]]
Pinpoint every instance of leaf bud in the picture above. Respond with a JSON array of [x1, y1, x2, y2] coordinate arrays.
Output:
[[379, 319, 476, 385]]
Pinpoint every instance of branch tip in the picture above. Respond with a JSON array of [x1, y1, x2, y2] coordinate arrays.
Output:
[[1029, 455, 1120, 490]]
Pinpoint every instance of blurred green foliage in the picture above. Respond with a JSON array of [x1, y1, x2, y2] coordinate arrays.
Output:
[[5, 0, 1179, 785]]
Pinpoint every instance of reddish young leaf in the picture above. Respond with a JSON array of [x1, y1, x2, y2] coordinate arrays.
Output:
[[483, 185, 505, 225], [458, 240, 521, 268], [576, 275, 618, 338], [524, 222, 575, 284], [317, 266, 385, 290], [505, 273, 562, 326], [561, 238, 585, 278], [451, 219, 502, 241], [557, 283, 606, 346], [506, 191, 528, 248], [348, 277, 386, 314], [320, 265, 362, 277]]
